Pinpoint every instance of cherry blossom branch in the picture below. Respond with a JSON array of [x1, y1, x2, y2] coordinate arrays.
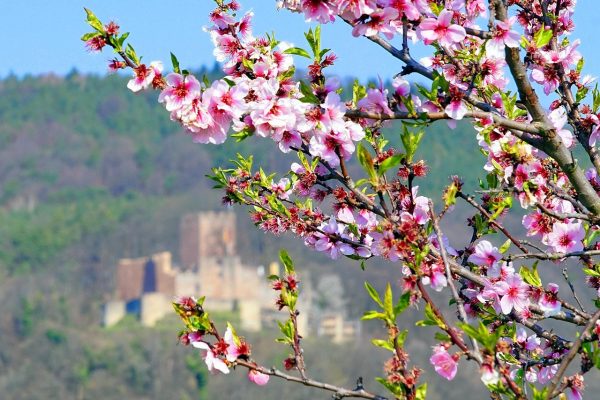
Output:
[[545, 309, 600, 400], [234, 360, 388, 400], [562, 268, 587, 313], [440, 255, 589, 326], [430, 201, 483, 363], [295, 144, 386, 218], [494, 0, 600, 216], [345, 110, 545, 137], [464, 27, 492, 40], [535, 202, 593, 222], [416, 280, 480, 363], [506, 249, 600, 261], [456, 192, 529, 253], [493, 1, 548, 124], [290, 310, 308, 380]]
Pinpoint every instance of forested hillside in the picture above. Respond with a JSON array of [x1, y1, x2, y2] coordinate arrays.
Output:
[[0, 70, 514, 400]]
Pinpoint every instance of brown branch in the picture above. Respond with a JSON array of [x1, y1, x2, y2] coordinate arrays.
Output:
[[429, 201, 483, 363], [535, 202, 593, 222], [457, 192, 529, 253], [562, 268, 587, 313], [545, 309, 600, 399], [416, 280, 480, 362], [506, 249, 600, 261], [290, 310, 307, 380], [235, 360, 388, 399], [345, 109, 545, 137], [494, 0, 600, 216]]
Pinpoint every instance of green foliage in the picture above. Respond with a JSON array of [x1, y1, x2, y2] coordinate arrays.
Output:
[[519, 262, 542, 287], [362, 282, 411, 328], [0, 190, 144, 274]]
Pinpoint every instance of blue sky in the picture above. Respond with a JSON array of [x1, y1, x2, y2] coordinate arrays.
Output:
[[1, 1, 599, 82]]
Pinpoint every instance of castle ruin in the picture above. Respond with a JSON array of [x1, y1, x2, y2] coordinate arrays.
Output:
[[103, 211, 357, 342], [103, 211, 308, 332]]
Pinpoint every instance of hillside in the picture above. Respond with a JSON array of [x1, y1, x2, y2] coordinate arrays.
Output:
[[0, 70, 523, 400]]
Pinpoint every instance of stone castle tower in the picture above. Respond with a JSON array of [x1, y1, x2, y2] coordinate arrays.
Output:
[[179, 211, 236, 270]]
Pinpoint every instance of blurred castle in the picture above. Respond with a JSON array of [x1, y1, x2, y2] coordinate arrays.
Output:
[[102, 211, 358, 342]]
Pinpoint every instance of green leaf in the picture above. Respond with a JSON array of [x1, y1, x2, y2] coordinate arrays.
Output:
[[361, 310, 386, 321], [534, 25, 552, 48], [352, 79, 366, 107], [279, 249, 295, 275], [299, 80, 320, 104], [364, 282, 383, 308], [170, 52, 181, 74], [375, 377, 404, 397], [371, 339, 394, 351], [81, 32, 101, 42], [284, 47, 311, 59], [357, 143, 377, 182], [583, 268, 600, 277], [415, 383, 427, 400], [393, 291, 411, 316], [519, 263, 541, 287], [498, 239, 511, 254], [378, 154, 403, 176], [400, 125, 424, 163], [318, 48, 330, 60], [125, 44, 140, 64], [84, 8, 104, 32], [434, 332, 451, 342], [383, 283, 393, 317], [497, 352, 519, 365], [395, 329, 408, 347]]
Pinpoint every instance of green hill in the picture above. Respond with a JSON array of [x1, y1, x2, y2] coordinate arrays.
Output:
[[0, 70, 500, 400]]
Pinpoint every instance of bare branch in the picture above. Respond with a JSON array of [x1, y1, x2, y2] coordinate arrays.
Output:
[[545, 309, 600, 399], [235, 360, 388, 400], [430, 201, 483, 363]]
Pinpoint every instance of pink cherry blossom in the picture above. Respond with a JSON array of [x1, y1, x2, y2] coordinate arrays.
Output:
[[421, 262, 447, 292], [430, 345, 458, 380], [545, 221, 585, 253], [486, 17, 521, 57], [467, 240, 502, 270], [248, 369, 270, 385], [127, 61, 163, 92], [445, 98, 468, 120], [539, 283, 561, 316], [357, 87, 394, 116], [159, 73, 201, 112], [312, 218, 346, 259], [383, 0, 421, 21], [494, 274, 530, 314], [480, 363, 500, 386], [352, 8, 399, 39], [338, 0, 376, 19], [565, 387, 583, 400], [417, 10, 466, 48], [300, 0, 337, 23], [192, 341, 230, 374]]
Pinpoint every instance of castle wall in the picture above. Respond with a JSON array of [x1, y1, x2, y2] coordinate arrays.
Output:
[[102, 300, 126, 327], [140, 293, 172, 326], [116, 258, 145, 301], [179, 211, 236, 270], [116, 252, 175, 301]]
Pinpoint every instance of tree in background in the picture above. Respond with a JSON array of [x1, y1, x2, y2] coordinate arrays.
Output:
[[83, 1, 600, 399]]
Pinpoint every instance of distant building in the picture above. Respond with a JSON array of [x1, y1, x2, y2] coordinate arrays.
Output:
[[103, 212, 294, 331], [317, 314, 361, 344], [102, 211, 357, 343]]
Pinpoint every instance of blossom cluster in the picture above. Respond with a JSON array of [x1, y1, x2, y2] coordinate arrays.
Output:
[[174, 296, 270, 385]]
